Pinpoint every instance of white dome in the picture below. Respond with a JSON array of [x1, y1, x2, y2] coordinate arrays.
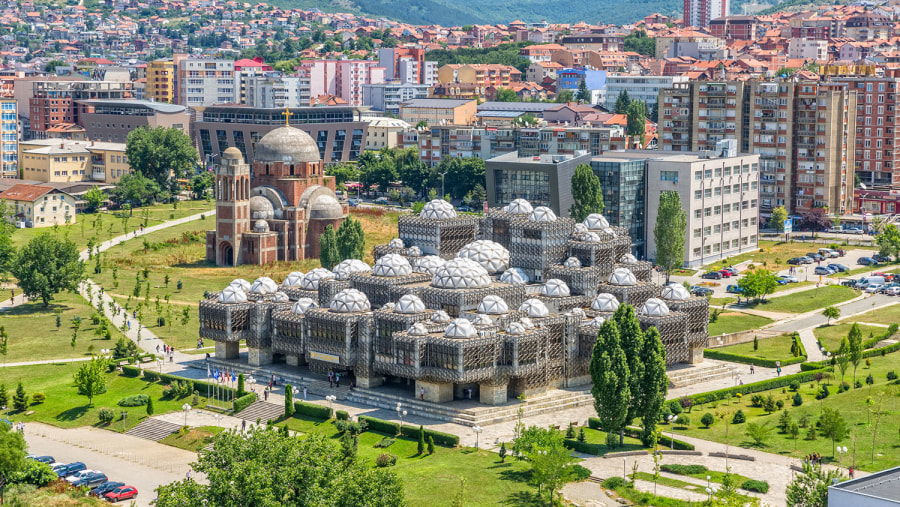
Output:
[[291, 298, 318, 315], [389, 238, 405, 249], [229, 279, 251, 292], [373, 254, 413, 277], [620, 253, 638, 263], [591, 293, 620, 312], [432, 258, 493, 289], [588, 316, 606, 329], [273, 291, 289, 302], [602, 227, 616, 236], [662, 284, 691, 301], [506, 322, 526, 335], [608, 268, 637, 286], [250, 277, 278, 295], [641, 298, 670, 317], [431, 310, 452, 323], [529, 206, 557, 222], [540, 279, 571, 298], [583, 214, 610, 230], [505, 198, 533, 215], [499, 267, 529, 285], [564, 257, 582, 268], [445, 318, 478, 339], [583, 232, 602, 243], [573, 223, 588, 235], [333, 259, 371, 281], [407, 323, 429, 336], [218, 285, 248, 304], [519, 298, 550, 318], [477, 295, 509, 315], [382, 302, 396, 311], [281, 272, 305, 288], [407, 246, 422, 257], [413, 255, 445, 275], [301, 268, 334, 290], [420, 199, 457, 220], [254, 220, 270, 233], [456, 240, 510, 273], [395, 294, 426, 314], [520, 317, 535, 329], [329, 288, 371, 313], [473, 314, 494, 326]]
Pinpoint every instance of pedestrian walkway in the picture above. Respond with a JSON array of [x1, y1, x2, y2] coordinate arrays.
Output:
[[798, 328, 826, 361]]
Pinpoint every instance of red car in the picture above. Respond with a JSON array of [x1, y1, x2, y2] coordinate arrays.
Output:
[[105, 485, 137, 502], [718, 270, 732, 278]]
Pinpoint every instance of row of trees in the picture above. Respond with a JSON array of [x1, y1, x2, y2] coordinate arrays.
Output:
[[590, 304, 668, 446], [318, 216, 366, 270]]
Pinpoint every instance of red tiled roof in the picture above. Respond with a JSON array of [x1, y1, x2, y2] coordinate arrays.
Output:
[[0, 183, 53, 202]]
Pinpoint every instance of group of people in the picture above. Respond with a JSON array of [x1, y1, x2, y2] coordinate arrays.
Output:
[[156, 344, 176, 362], [196, 338, 205, 349], [328, 370, 341, 388]]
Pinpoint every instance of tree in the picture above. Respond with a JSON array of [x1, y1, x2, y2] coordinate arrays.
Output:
[[417, 425, 425, 455], [73, 356, 108, 407], [0, 384, 7, 409], [836, 337, 850, 385], [43, 60, 65, 73], [623, 30, 655, 56], [786, 461, 842, 507], [0, 232, 14, 278], [318, 225, 339, 270], [111, 171, 164, 206], [284, 383, 294, 418], [653, 191, 687, 284], [770, 206, 788, 232], [737, 269, 779, 302], [154, 429, 405, 507], [524, 435, 577, 505], [11, 382, 26, 412], [613, 305, 644, 426], [590, 319, 631, 441], [877, 224, 900, 258], [82, 186, 108, 211], [800, 208, 832, 231], [701, 412, 715, 428], [639, 326, 668, 446], [494, 87, 518, 102], [823, 306, 840, 325], [555, 89, 574, 103], [625, 100, 647, 141], [147, 396, 154, 415], [499, 442, 507, 462], [0, 422, 26, 494], [568, 164, 604, 222], [126, 126, 198, 190], [11, 233, 84, 307], [574, 77, 588, 103], [614, 89, 631, 114], [818, 407, 849, 457], [744, 422, 772, 447], [849, 323, 863, 385], [190, 171, 214, 200], [336, 216, 365, 261]]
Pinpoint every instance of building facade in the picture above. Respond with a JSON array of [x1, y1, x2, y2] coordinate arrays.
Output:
[[590, 155, 647, 257], [146, 59, 175, 104], [175, 58, 236, 107], [28, 81, 134, 138], [399, 99, 477, 126], [485, 151, 591, 214], [19, 139, 129, 184], [0, 98, 16, 179], [76, 100, 190, 143], [0, 183, 76, 227], [362, 82, 431, 114], [683, 0, 729, 28], [605, 75, 688, 112]]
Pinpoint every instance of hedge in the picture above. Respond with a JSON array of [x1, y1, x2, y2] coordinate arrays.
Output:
[[233, 393, 256, 413], [293, 400, 332, 420], [122, 365, 141, 377], [585, 419, 693, 450], [862, 324, 898, 349], [564, 439, 604, 455], [336, 410, 349, 421], [588, 417, 601, 430], [357, 416, 459, 446], [143, 370, 160, 381], [688, 368, 829, 405], [359, 416, 400, 436], [741, 479, 770, 494], [703, 349, 806, 368]]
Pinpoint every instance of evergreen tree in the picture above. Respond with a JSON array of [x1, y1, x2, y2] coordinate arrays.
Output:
[[417, 425, 425, 455], [147, 396, 154, 415], [284, 383, 294, 418], [336, 216, 366, 261], [848, 323, 863, 385], [237, 373, 245, 397], [12, 382, 27, 411], [318, 225, 339, 270], [427, 435, 435, 455], [0, 384, 8, 409], [614, 89, 631, 114], [568, 164, 604, 222], [575, 77, 588, 103], [639, 326, 668, 446], [653, 191, 687, 284], [590, 319, 631, 440], [613, 305, 645, 426]]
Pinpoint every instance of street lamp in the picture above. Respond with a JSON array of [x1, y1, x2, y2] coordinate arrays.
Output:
[[837, 446, 848, 468], [440, 170, 448, 199], [325, 395, 336, 415], [667, 415, 678, 449], [623, 457, 627, 483], [707, 475, 711, 489], [473, 425, 483, 450], [182, 403, 191, 427]]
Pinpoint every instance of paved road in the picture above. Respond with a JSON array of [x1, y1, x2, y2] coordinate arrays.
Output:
[[769, 293, 896, 333]]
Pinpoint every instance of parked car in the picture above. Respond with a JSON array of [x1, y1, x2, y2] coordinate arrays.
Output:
[[456, 205, 471, 212], [347, 199, 358, 207], [374, 197, 388, 205], [874, 254, 893, 263], [827, 264, 849, 273], [690, 286, 714, 297], [827, 226, 844, 233], [723, 267, 740, 276], [807, 253, 825, 261], [841, 279, 859, 287], [847, 227, 864, 235], [55, 462, 86, 478], [800, 256, 815, 264], [66, 469, 100, 484], [836, 249, 847, 256], [787, 257, 804, 265], [814, 266, 834, 275], [701, 271, 723, 280], [26, 455, 54, 464], [867, 283, 884, 293], [718, 270, 733, 278], [104, 485, 138, 502], [726, 285, 743, 294], [858, 257, 879, 266], [885, 286, 900, 296], [71, 471, 108, 489], [90, 481, 125, 498], [778, 275, 799, 283], [881, 282, 900, 294]]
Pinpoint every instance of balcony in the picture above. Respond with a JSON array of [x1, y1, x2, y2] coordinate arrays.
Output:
[[91, 168, 106, 181], [706, 89, 726, 97]]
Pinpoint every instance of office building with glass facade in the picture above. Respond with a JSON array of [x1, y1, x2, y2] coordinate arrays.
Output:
[[485, 151, 590, 215], [590, 156, 647, 257]]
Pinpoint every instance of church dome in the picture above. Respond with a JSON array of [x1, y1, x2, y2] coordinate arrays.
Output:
[[432, 258, 493, 289], [420, 199, 457, 220], [373, 254, 413, 277], [250, 195, 275, 220], [478, 295, 509, 315], [301, 268, 334, 290], [222, 147, 243, 160], [519, 298, 550, 318], [329, 288, 371, 313], [219, 285, 248, 304], [591, 293, 620, 312], [333, 259, 371, 280], [254, 126, 320, 164], [309, 194, 344, 219], [456, 240, 510, 274], [291, 298, 318, 315], [395, 294, 426, 314], [253, 220, 269, 233]]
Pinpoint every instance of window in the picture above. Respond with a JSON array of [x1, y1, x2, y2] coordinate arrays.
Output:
[[694, 170, 702, 180], [694, 209, 701, 219], [693, 228, 701, 238], [704, 188, 712, 198], [694, 190, 701, 200], [704, 207, 711, 217], [660, 171, 678, 182]]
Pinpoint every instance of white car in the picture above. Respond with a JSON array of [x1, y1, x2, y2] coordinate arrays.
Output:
[[779, 275, 799, 283], [866, 284, 884, 293], [885, 286, 900, 296], [65, 469, 99, 483]]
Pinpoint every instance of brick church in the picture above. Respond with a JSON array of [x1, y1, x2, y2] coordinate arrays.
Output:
[[205, 125, 347, 266]]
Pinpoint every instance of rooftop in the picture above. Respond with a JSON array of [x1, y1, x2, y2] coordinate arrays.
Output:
[[830, 465, 900, 503], [0, 183, 56, 202], [477, 102, 558, 113], [77, 99, 187, 114], [401, 98, 475, 109]]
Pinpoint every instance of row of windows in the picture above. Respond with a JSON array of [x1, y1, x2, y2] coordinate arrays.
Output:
[[693, 183, 757, 199], [692, 236, 757, 257], [693, 218, 758, 237], [693, 164, 758, 180]]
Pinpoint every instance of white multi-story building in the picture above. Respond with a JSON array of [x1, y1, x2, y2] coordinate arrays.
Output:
[[0, 98, 17, 179], [244, 74, 311, 109], [788, 38, 828, 61], [176, 58, 236, 106], [297, 60, 386, 107], [362, 82, 431, 114], [604, 75, 688, 111]]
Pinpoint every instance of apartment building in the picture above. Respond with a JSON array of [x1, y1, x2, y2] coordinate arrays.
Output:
[[146, 59, 175, 104], [436, 64, 522, 93], [683, 0, 729, 29], [362, 82, 430, 114], [399, 99, 477, 127], [365, 117, 410, 150], [378, 47, 437, 85], [604, 75, 688, 111], [0, 98, 17, 179], [175, 58, 236, 107], [557, 34, 624, 52], [243, 74, 311, 109], [233, 58, 273, 105], [297, 60, 385, 107], [659, 79, 856, 217], [76, 99, 190, 142], [28, 81, 134, 138], [788, 38, 828, 61], [707, 16, 759, 40], [18, 139, 129, 184], [0, 183, 76, 228]]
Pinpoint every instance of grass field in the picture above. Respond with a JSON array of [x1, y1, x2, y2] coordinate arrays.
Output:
[[844, 304, 900, 326], [159, 425, 223, 452], [708, 312, 773, 336], [813, 323, 889, 352], [747, 285, 859, 314], [678, 352, 900, 471], [714, 333, 799, 363]]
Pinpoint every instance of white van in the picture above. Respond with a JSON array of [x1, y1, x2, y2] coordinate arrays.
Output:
[[856, 276, 886, 289]]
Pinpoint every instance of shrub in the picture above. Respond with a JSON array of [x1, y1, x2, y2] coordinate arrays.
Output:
[[602, 477, 626, 489], [31, 393, 45, 404], [359, 416, 400, 436], [143, 370, 160, 381], [293, 400, 332, 420], [564, 439, 604, 455], [9, 460, 57, 487], [117, 394, 149, 407], [732, 410, 746, 424], [605, 432, 618, 449], [867, 374, 875, 386], [375, 453, 397, 467], [816, 385, 830, 400], [703, 348, 806, 368], [793, 393, 803, 406], [789, 380, 800, 391], [373, 437, 395, 448], [675, 415, 690, 426], [741, 479, 770, 494], [98, 407, 115, 424], [855, 380, 863, 389], [679, 396, 693, 411], [662, 464, 708, 475], [750, 394, 765, 407], [776, 400, 784, 410], [571, 464, 591, 482], [336, 410, 350, 421], [888, 371, 898, 381], [121, 365, 141, 377], [232, 393, 256, 413], [427, 436, 435, 455], [668, 400, 683, 415], [701, 413, 715, 428]]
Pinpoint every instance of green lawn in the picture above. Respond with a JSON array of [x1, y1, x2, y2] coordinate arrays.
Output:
[[708, 312, 773, 336], [0, 291, 129, 363], [159, 425, 223, 452], [813, 323, 889, 352], [749, 285, 859, 314], [708, 297, 736, 308], [679, 352, 900, 471], [714, 333, 799, 362], [845, 304, 900, 326]]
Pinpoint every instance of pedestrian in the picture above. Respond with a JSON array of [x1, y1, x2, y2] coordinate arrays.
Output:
[[156, 345, 160, 354], [850, 467, 855, 479], [264, 389, 269, 401], [242, 419, 247, 432], [420, 387, 425, 401], [750, 364, 755, 374], [335, 372, 340, 387], [205, 352, 210, 360], [303, 387, 307, 400], [127, 321, 131, 330], [186, 470, 191, 481], [328, 371, 334, 388], [777, 367, 781, 376]]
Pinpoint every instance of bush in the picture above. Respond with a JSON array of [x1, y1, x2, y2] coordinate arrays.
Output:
[[855, 380, 863, 389], [143, 370, 160, 381], [789, 380, 800, 391], [703, 348, 806, 368], [817, 385, 831, 399], [336, 410, 350, 421], [602, 476, 626, 489], [675, 415, 690, 426], [732, 410, 746, 424], [668, 400, 683, 415], [776, 400, 784, 410], [867, 374, 875, 386], [98, 408, 115, 424], [359, 416, 400, 435], [622, 426, 695, 450], [232, 393, 256, 413], [564, 439, 604, 455], [793, 393, 803, 406], [888, 371, 898, 381], [293, 400, 332, 420], [9, 460, 57, 487], [605, 432, 619, 449], [117, 394, 149, 407], [373, 437, 395, 448], [679, 396, 693, 411], [375, 453, 398, 468], [31, 393, 45, 404], [121, 365, 141, 377], [701, 413, 715, 428], [661, 464, 708, 475], [688, 369, 828, 405], [571, 464, 591, 482], [741, 479, 770, 494]]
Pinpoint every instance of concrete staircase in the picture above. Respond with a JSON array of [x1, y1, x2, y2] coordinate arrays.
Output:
[[235, 401, 285, 422], [347, 388, 593, 427], [667, 362, 738, 388], [195, 358, 351, 400], [126, 418, 182, 441]]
